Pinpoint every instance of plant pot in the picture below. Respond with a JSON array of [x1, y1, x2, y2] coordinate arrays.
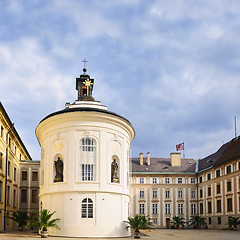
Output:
[[134, 231, 140, 239], [175, 225, 179, 229], [195, 225, 199, 230], [41, 230, 48, 238], [18, 225, 23, 231]]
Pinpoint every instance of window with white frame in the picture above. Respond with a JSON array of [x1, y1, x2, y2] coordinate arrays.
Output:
[[191, 177, 195, 184], [152, 177, 157, 184], [165, 190, 170, 198], [178, 190, 183, 199], [178, 178, 183, 184], [139, 203, 145, 214], [153, 190, 157, 198], [165, 203, 170, 214], [80, 137, 96, 181], [140, 177, 144, 184], [178, 203, 183, 214], [152, 203, 158, 214], [152, 217, 158, 224], [191, 190, 196, 199], [165, 177, 170, 184], [191, 203, 196, 215], [140, 190, 144, 198], [81, 198, 93, 218]]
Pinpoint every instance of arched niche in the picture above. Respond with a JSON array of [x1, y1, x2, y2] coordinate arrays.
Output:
[[111, 155, 120, 183], [53, 153, 64, 183]]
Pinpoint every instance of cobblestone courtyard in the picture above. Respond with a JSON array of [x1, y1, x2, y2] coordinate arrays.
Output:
[[0, 229, 239, 240]]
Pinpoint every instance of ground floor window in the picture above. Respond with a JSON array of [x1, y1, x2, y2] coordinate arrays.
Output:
[[218, 217, 221, 224], [165, 203, 170, 215], [82, 198, 93, 218], [139, 203, 145, 214], [178, 203, 183, 214], [152, 217, 158, 224], [191, 203, 196, 215]]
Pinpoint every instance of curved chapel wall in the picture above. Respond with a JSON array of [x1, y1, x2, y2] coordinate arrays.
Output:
[[36, 111, 134, 237]]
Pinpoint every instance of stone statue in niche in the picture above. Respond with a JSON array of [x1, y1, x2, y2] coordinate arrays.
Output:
[[111, 159, 119, 183], [54, 157, 63, 182]]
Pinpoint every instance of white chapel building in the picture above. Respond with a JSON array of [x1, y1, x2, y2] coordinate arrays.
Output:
[[35, 67, 135, 237]]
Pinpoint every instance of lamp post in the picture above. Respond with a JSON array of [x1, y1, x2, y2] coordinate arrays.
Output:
[[3, 123, 14, 232]]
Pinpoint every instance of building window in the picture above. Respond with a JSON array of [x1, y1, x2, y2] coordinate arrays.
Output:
[[0, 152, 2, 169], [191, 177, 195, 184], [13, 189, 16, 207], [165, 190, 170, 199], [226, 165, 231, 174], [207, 173, 211, 180], [191, 190, 196, 199], [140, 190, 144, 198], [177, 178, 182, 184], [217, 200, 221, 213], [200, 189, 203, 198], [216, 184, 221, 194], [32, 189, 38, 203], [7, 186, 10, 205], [81, 198, 93, 218], [216, 169, 220, 178], [22, 171, 27, 181], [227, 181, 231, 192], [153, 190, 157, 199], [140, 177, 144, 184], [218, 217, 221, 225], [152, 203, 158, 214], [178, 203, 183, 215], [165, 178, 170, 184], [32, 171, 38, 181], [0, 126, 3, 138], [14, 167, 16, 181], [208, 201, 212, 213], [191, 203, 196, 215], [139, 203, 145, 215], [200, 203, 203, 214], [152, 177, 157, 184], [208, 217, 212, 225], [21, 189, 27, 203], [178, 190, 183, 199], [0, 181, 2, 202], [80, 137, 96, 181], [227, 198, 232, 212], [199, 176, 202, 183], [208, 187, 211, 196], [7, 161, 10, 176], [152, 217, 157, 224], [239, 162, 240, 171], [165, 203, 170, 214]]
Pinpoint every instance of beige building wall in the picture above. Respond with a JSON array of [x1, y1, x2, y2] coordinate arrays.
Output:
[[0, 102, 37, 231]]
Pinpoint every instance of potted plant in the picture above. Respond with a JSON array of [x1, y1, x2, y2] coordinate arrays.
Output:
[[124, 214, 154, 239], [189, 215, 206, 229], [26, 209, 60, 238], [8, 210, 28, 231], [227, 217, 240, 231], [171, 216, 185, 229]]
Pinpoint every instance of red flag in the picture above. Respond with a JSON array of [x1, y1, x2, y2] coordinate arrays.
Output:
[[176, 142, 184, 151]]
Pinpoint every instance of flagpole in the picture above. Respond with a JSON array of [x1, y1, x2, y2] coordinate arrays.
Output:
[[183, 141, 185, 159]]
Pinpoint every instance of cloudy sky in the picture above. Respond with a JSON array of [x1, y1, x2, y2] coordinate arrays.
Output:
[[1, 0, 240, 161]]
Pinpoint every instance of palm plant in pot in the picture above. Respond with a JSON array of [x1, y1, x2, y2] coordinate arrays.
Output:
[[26, 209, 60, 238], [124, 214, 154, 239], [227, 217, 240, 231], [8, 210, 28, 231], [171, 216, 185, 229], [189, 215, 206, 229]]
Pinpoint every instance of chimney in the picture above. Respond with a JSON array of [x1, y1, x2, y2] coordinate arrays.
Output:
[[170, 152, 181, 166], [139, 153, 143, 165], [147, 152, 150, 165]]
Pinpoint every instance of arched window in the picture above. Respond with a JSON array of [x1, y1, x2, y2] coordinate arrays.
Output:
[[80, 137, 96, 181], [81, 198, 93, 218]]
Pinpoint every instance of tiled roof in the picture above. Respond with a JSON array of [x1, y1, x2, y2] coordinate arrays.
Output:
[[197, 142, 229, 172], [131, 157, 196, 173], [214, 136, 240, 167]]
